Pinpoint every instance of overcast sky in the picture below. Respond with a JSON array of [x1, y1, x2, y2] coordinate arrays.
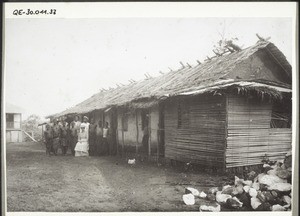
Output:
[[5, 17, 292, 119]]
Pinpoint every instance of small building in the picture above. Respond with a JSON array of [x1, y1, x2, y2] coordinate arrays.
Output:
[[47, 41, 292, 171], [6, 103, 24, 143]]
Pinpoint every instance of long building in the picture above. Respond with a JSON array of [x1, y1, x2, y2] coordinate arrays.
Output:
[[47, 41, 292, 171]]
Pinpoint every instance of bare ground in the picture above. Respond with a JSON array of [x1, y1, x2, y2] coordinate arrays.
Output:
[[6, 141, 229, 212]]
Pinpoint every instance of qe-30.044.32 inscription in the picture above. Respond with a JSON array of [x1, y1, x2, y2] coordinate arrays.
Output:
[[13, 9, 56, 16]]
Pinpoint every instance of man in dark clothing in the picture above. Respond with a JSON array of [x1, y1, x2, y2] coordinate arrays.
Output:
[[60, 120, 68, 155], [103, 122, 110, 155], [44, 124, 53, 156], [88, 118, 97, 156], [95, 120, 103, 156], [51, 119, 60, 156], [68, 121, 77, 156]]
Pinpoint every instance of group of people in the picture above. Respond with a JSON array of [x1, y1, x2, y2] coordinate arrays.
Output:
[[43, 115, 110, 157]]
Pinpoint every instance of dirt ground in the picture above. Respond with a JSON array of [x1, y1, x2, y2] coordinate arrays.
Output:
[[6, 141, 230, 212]]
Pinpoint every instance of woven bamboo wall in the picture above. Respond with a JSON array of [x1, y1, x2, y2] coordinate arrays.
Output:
[[164, 95, 226, 168], [226, 95, 292, 168]]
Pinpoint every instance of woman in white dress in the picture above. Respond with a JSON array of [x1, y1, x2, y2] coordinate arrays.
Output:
[[74, 121, 89, 156]]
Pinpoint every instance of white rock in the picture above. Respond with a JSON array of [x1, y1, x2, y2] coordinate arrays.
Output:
[[232, 196, 243, 208], [186, 187, 200, 197], [258, 173, 287, 186], [199, 191, 207, 198], [256, 173, 265, 180], [208, 187, 219, 194], [270, 165, 277, 169], [216, 191, 232, 203], [222, 185, 232, 190], [236, 185, 244, 194], [199, 204, 221, 212], [268, 183, 292, 192], [267, 169, 277, 176], [283, 195, 291, 205], [243, 180, 253, 186], [235, 176, 244, 186], [263, 164, 271, 168], [182, 193, 195, 205], [243, 185, 250, 193], [251, 197, 262, 210], [248, 188, 258, 197], [271, 204, 286, 211], [252, 182, 260, 191], [234, 176, 239, 184]]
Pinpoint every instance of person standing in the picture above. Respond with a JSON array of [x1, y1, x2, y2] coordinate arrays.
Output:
[[60, 120, 69, 155], [44, 124, 53, 156], [88, 118, 97, 156], [74, 115, 81, 134], [51, 119, 60, 156], [74, 122, 89, 157], [142, 118, 149, 154], [83, 116, 90, 128], [57, 118, 63, 128], [95, 120, 103, 156], [103, 122, 110, 155], [68, 121, 78, 156]]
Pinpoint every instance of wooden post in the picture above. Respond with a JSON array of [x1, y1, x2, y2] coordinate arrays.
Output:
[[116, 128, 119, 156], [20, 114, 23, 142], [157, 128, 159, 162], [122, 112, 125, 157], [135, 110, 139, 155], [148, 112, 151, 157], [22, 130, 38, 142], [42, 125, 44, 140]]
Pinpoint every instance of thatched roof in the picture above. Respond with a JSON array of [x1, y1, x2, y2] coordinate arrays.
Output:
[[47, 41, 292, 118]]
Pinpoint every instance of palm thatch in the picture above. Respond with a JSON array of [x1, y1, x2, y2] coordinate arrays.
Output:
[[209, 84, 290, 102], [47, 41, 292, 119]]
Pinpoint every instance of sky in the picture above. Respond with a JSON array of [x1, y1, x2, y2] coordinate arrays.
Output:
[[5, 17, 293, 119]]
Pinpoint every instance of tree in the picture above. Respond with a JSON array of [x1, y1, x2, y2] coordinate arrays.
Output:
[[22, 114, 42, 141]]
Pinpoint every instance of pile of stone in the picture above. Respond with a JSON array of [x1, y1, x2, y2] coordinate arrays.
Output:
[[182, 152, 292, 212]]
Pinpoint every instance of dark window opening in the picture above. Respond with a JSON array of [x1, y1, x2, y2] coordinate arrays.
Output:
[[270, 111, 291, 128], [141, 110, 149, 130], [6, 114, 14, 122], [270, 101, 292, 128], [6, 114, 15, 129]]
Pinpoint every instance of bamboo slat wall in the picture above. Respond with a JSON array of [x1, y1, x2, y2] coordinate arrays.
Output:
[[164, 95, 226, 168], [226, 95, 292, 168]]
